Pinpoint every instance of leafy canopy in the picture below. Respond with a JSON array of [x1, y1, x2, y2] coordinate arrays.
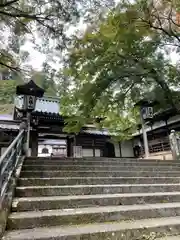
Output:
[[62, 0, 180, 138], [0, 0, 115, 72]]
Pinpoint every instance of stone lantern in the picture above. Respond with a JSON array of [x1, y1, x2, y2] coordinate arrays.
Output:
[[135, 99, 157, 158], [16, 80, 44, 156]]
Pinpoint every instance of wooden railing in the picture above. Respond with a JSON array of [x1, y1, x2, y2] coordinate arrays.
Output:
[[141, 137, 171, 154]]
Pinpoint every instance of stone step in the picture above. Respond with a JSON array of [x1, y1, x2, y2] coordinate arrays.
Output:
[[18, 177, 180, 186], [12, 192, 180, 211], [22, 164, 180, 171], [26, 157, 176, 163], [3, 216, 180, 240], [7, 202, 180, 230], [20, 170, 180, 178], [23, 160, 180, 166], [156, 236, 180, 240], [15, 184, 180, 197]]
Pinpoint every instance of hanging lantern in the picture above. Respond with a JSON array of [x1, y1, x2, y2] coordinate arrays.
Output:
[[16, 80, 45, 112], [141, 106, 154, 120]]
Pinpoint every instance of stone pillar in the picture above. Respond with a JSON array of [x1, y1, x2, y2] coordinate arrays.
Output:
[[31, 130, 38, 157], [169, 130, 180, 160]]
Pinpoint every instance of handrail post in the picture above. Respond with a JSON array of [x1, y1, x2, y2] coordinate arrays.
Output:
[[26, 112, 31, 157], [0, 130, 25, 201]]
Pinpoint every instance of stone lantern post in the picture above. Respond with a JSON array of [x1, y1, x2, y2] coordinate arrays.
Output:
[[16, 80, 44, 156]]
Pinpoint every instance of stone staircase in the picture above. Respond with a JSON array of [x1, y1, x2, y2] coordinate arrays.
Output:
[[3, 157, 180, 240]]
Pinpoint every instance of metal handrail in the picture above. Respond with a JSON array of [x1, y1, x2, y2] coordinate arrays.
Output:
[[0, 129, 25, 203]]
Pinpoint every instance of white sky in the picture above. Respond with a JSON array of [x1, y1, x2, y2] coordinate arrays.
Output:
[[170, 51, 179, 64], [20, 0, 179, 71], [21, 42, 46, 70], [21, 19, 88, 70], [23, 35, 179, 71]]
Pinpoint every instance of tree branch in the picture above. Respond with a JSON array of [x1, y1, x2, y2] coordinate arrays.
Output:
[[166, 5, 180, 43], [0, 9, 57, 33], [0, 10, 47, 20], [140, 2, 180, 44], [141, 17, 180, 44], [0, 61, 20, 72], [116, 50, 176, 109], [15, 17, 34, 35], [124, 82, 135, 95], [0, 0, 18, 8]]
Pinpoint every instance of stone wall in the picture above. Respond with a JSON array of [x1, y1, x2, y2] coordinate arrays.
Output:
[[148, 151, 173, 160]]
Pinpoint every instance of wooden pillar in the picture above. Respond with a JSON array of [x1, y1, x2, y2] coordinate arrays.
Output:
[[73, 135, 76, 157], [70, 137, 75, 157], [119, 142, 122, 157], [31, 130, 38, 157], [92, 139, 95, 157], [67, 137, 70, 157], [165, 119, 169, 134], [67, 137, 72, 157]]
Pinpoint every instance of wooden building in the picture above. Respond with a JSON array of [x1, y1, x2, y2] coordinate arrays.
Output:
[[133, 108, 180, 159], [1, 95, 179, 159], [3, 95, 133, 158]]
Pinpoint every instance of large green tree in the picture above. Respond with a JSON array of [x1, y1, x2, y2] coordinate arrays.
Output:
[[0, 0, 115, 71], [62, 0, 180, 138], [31, 65, 57, 97]]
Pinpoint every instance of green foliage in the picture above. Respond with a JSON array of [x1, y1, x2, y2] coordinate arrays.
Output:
[[0, 0, 115, 71], [61, 0, 180, 139], [0, 67, 58, 114], [31, 67, 57, 97], [0, 104, 14, 114], [0, 79, 22, 113], [0, 80, 20, 104]]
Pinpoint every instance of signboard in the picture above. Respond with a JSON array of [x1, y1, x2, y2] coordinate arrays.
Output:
[[25, 95, 36, 111], [141, 106, 153, 120]]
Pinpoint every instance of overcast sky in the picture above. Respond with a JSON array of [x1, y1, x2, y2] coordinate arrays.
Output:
[[21, 19, 88, 70], [21, 0, 180, 71], [22, 33, 179, 71]]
